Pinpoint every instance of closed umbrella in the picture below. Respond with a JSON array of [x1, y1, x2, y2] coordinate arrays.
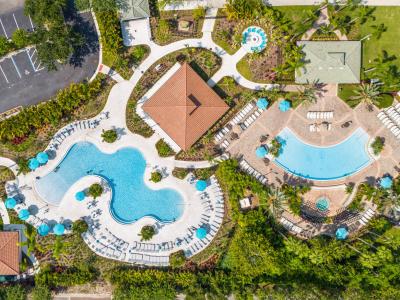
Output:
[[37, 223, 50, 236], [196, 227, 207, 239], [75, 191, 85, 201], [36, 152, 49, 164], [279, 99, 291, 112], [196, 180, 207, 191], [18, 209, 30, 221], [5, 197, 16, 209], [28, 158, 39, 170], [53, 223, 65, 236]]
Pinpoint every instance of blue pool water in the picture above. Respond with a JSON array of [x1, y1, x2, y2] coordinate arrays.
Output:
[[35, 142, 184, 223], [274, 128, 372, 181]]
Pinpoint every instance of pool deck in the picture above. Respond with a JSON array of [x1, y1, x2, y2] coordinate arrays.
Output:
[[226, 84, 400, 189]]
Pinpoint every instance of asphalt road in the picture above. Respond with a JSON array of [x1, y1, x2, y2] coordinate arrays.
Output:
[[0, 7, 99, 113]]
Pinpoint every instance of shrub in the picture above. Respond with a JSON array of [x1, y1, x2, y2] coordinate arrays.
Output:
[[72, 219, 88, 234], [371, 136, 384, 155], [88, 183, 103, 199], [169, 250, 186, 268], [155, 19, 171, 44], [101, 129, 118, 143], [172, 167, 190, 179], [140, 225, 155, 241], [0, 285, 26, 300], [31, 286, 51, 300], [378, 93, 393, 108], [194, 168, 214, 180], [150, 171, 162, 183], [0, 36, 13, 56], [156, 139, 175, 157], [193, 6, 206, 20], [12, 29, 31, 48]]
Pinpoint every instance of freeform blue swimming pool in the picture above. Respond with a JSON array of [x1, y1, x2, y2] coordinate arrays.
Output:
[[274, 127, 373, 181], [35, 142, 184, 223]]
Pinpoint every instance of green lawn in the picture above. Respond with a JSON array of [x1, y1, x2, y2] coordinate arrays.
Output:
[[338, 84, 359, 108], [274, 5, 319, 24], [358, 7, 400, 72]]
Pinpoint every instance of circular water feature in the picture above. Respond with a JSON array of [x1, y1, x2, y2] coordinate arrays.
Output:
[[241, 26, 267, 53], [316, 197, 330, 212]]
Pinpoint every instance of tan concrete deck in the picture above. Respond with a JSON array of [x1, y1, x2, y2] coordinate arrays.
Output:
[[226, 85, 400, 190]]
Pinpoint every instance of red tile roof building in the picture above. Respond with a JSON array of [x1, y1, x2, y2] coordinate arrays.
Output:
[[0, 231, 19, 275]]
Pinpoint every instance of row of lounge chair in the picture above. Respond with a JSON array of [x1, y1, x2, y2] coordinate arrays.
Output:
[[239, 109, 262, 130], [130, 241, 174, 252], [358, 208, 375, 226], [309, 122, 332, 132], [307, 111, 334, 120], [280, 217, 303, 234], [127, 253, 169, 266], [377, 104, 400, 139], [239, 159, 268, 185]]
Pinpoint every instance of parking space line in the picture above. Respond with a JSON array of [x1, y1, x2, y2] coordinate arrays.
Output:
[[10, 56, 21, 78], [13, 14, 19, 29], [26, 49, 37, 72], [28, 15, 34, 31], [0, 65, 9, 83], [0, 17, 8, 38]]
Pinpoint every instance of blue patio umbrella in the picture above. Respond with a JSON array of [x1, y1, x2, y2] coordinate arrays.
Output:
[[75, 191, 85, 201], [28, 158, 40, 170], [196, 180, 207, 191], [336, 227, 349, 240], [196, 227, 207, 239], [18, 209, 30, 221], [256, 146, 268, 158], [36, 152, 49, 164], [279, 99, 291, 112], [380, 176, 393, 189], [37, 223, 50, 236], [5, 197, 16, 209], [257, 98, 269, 110], [53, 223, 65, 236]]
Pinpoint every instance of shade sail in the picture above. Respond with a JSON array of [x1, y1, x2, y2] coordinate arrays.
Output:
[[196, 180, 207, 191], [18, 209, 30, 220], [256, 146, 268, 158], [36, 152, 49, 164], [28, 158, 39, 170], [279, 100, 291, 112], [53, 223, 65, 236], [257, 98, 269, 110], [196, 227, 207, 239], [336, 227, 349, 240], [5, 197, 16, 209], [38, 223, 50, 236]]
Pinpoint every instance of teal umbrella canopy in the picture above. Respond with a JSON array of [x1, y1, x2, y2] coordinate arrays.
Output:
[[36, 152, 49, 164], [196, 227, 207, 239], [75, 191, 85, 201], [196, 180, 207, 191], [38, 223, 50, 236], [257, 98, 269, 110], [18, 209, 30, 220], [380, 176, 393, 189], [336, 227, 349, 240], [5, 197, 16, 209], [279, 100, 291, 112], [256, 146, 268, 158], [28, 158, 40, 170], [53, 223, 65, 236]]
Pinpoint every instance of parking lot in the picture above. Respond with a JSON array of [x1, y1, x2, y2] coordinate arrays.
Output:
[[0, 7, 34, 38], [0, 6, 99, 113]]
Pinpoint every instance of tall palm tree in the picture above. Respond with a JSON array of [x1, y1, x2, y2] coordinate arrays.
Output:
[[381, 191, 400, 219], [268, 187, 287, 217], [18, 226, 42, 255], [350, 82, 382, 109]]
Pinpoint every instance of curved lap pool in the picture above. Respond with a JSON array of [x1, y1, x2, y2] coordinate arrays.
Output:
[[35, 142, 184, 223], [274, 128, 373, 181]]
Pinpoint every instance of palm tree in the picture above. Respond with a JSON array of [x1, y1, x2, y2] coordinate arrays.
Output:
[[18, 226, 42, 255], [268, 187, 287, 217], [380, 191, 400, 219], [350, 82, 382, 109], [371, 23, 387, 40]]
